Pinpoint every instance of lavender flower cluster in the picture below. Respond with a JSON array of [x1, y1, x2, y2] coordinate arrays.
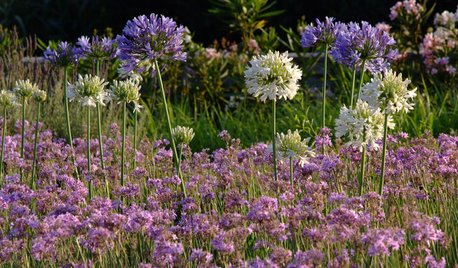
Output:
[[0, 119, 455, 267]]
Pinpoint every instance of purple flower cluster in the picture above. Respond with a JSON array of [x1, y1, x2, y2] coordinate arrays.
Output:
[[43, 41, 82, 67], [116, 13, 187, 75], [301, 17, 347, 48], [76, 35, 116, 59]]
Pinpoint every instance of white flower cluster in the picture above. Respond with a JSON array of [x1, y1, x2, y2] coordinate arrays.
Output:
[[361, 70, 417, 114], [433, 8, 457, 28], [335, 100, 394, 151], [276, 129, 315, 165], [13, 79, 40, 98], [32, 89, 47, 102], [108, 78, 142, 113], [0, 90, 18, 107], [67, 74, 109, 107], [244, 51, 302, 102], [171, 125, 195, 145]]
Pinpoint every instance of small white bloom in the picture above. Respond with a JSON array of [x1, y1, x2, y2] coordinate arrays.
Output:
[[108, 78, 142, 105], [0, 90, 18, 107], [361, 69, 417, 114], [13, 79, 39, 98], [67, 74, 108, 107], [274, 129, 315, 165], [32, 89, 47, 102], [335, 100, 394, 151], [171, 125, 195, 145], [244, 51, 302, 102]]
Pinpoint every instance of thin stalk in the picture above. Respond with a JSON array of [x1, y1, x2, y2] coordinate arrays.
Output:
[[272, 99, 278, 181], [20, 95, 25, 181], [87, 106, 92, 200], [64, 67, 79, 179], [31, 101, 40, 189], [133, 111, 137, 169], [154, 58, 187, 197], [350, 65, 357, 108], [121, 101, 126, 188], [356, 59, 367, 102], [95, 60, 109, 197], [359, 147, 366, 196], [289, 156, 293, 186], [1, 106, 6, 181], [378, 113, 389, 195], [322, 44, 328, 130]]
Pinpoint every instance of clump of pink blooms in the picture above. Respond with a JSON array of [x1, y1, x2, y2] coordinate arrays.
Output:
[[389, 0, 424, 21], [0, 118, 455, 267]]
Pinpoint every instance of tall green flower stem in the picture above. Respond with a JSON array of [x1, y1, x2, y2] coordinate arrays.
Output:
[[31, 101, 40, 189], [289, 156, 293, 186], [20, 96, 25, 181], [154, 58, 187, 197], [133, 111, 137, 169], [272, 99, 278, 181], [121, 101, 126, 188], [1, 106, 7, 181], [95, 60, 109, 197], [63, 67, 79, 180], [350, 66, 357, 108], [322, 44, 329, 132], [359, 147, 366, 196], [87, 106, 92, 200], [356, 59, 367, 102], [378, 113, 389, 195]]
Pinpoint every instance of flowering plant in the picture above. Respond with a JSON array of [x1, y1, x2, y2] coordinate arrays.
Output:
[[67, 74, 108, 107]]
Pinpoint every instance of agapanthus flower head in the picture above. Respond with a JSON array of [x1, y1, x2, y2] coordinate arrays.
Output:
[[116, 13, 187, 75], [0, 90, 17, 106], [32, 88, 47, 102], [108, 78, 142, 112], [361, 69, 417, 114], [171, 126, 195, 145], [43, 41, 81, 67], [77, 35, 116, 59], [67, 74, 108, 107], [276, 129, 315, 165], [335, 99, 394, 151], [331, 21, 397, 73], [13, 79, 39, 98], [244, 51, 302, 102], [301, 17, 347, 48]]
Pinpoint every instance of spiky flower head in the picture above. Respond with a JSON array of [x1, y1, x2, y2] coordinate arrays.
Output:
[[0, 90, 17, 107], [276, 129, 315, 165], [108, 78, 142, 113], [171, 125, 195, 145], [43, 41, 81, 67], [335, 99, 394, 151], [77, 35, 116, 59], [116, 13, 187, 76], [32, 89, 47, 102], [301, 17, 347, 48], [67, 74, 108, 107], [331, 21, 397, 74], [361, 70, 417, 114], [13, 79, 39, 98], [244, 51, 302, 102]]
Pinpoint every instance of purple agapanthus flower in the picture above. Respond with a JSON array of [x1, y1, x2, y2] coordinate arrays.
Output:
[[76, 35, 116, 59], [301, 17, 347, 48], [116, 13, 187, 75], [43, 41, 81, 67], [331, 21, 397, 73]]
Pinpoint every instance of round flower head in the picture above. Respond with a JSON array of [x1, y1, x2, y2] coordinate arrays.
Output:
[[0, 90, 17, 106], [276, 129, 315, 165], [67, 74, 108, 107], [335, 99, 394, 151], [108, 78, 142, 112], [171, 125, 195, 145], [244, 51, 302, 102], [331, 21, 397, 73], [361, 69, 417, 114], [43, 41, 81, 67], [116, 13, 187, 75], [32, 88, 47, 102], [77, 35, 116, 59], [13, 79, 39, 98], [301, 17, 347, 48]]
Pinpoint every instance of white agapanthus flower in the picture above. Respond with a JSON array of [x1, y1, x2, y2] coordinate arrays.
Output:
[[335, 99, 395, 151], [32, 88, 47, 102], [244, 51, 302, 102], [67, 74, 108, 107], [13, 79, 39, 98], [0, 90, 18, 106], [171, 125, 195, 145], [276, 129, 315, 165], [360, 70, 417, 114], [108, 78, 143, 113]]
